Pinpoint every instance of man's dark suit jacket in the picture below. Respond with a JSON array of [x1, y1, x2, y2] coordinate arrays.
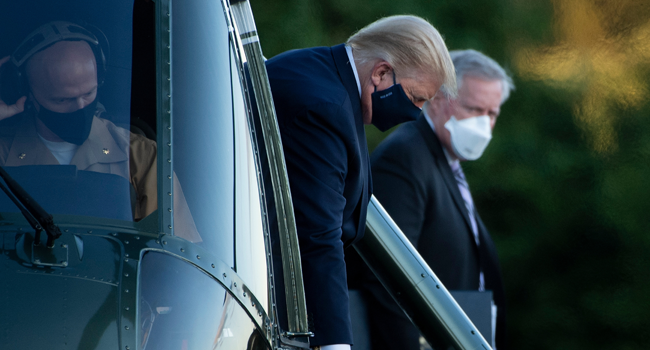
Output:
[[360, 115, 506, 349], [263, 44, 371, 346]]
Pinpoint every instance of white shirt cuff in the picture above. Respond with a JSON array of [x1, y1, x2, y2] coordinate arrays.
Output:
[[316, 345, 351, 350]]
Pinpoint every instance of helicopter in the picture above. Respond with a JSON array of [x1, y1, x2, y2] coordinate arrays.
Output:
[[0, 0, 491, 349]]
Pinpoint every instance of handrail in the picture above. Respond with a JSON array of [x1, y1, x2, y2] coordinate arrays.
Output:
[[229, 0, 311, 342], [356, 195, 492, 350]]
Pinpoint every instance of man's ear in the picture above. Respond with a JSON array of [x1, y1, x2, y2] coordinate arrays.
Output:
[[428, 94, 451, 118], [370, 60, 392, 88]]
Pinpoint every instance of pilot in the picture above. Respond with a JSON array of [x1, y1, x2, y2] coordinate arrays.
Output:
[[0, 21, 200, 240], [0, 23, 157, 221]]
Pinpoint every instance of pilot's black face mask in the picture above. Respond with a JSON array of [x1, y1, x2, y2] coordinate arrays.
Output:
[[35, 99, 97, 145], [370, 71, 421, 132]]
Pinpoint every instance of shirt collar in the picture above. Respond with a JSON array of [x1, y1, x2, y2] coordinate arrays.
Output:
[[423, 107, 458, 167], [345, 44, 362, 98]]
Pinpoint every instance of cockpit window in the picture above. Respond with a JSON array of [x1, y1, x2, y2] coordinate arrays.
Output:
[[170, 0, 236, 264], [0, 0, 158, 223]]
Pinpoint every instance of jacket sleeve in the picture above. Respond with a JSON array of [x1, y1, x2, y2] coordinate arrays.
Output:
[[279, 102, 354, 346]]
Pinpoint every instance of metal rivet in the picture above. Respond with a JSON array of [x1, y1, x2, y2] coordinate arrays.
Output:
[[168, 225, 172, 229], [88, 230, 92, 234], [436, 285, 440, 289], [234, 282, 237, 288], [223, 273, 227, 278], [471, 330, 475, 335], [103, 148, 110, 155], [125, 289, 129, 293], [125, 307, 130, 311], [125, 253, 129, 258], [167, 159, 171, 163], [124, 273, 129, 277], [125, 241, 129, 245], [18, 153, 26, 159], [135, 236, 140, 240], [243, 292, 247, 297], [180, 248, 185, 253], [196, 255, 200, 260], [421, 273, 426, 278], [211, 264, 215, 268], [168, 192, 172, 196], [125, 326, 129, 330], [64, 229, 69, 232], [163, 241, 167, 245], [168, 208, 172, 212]]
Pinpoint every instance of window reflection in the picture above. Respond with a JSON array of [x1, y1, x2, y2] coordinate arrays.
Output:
[[171, 0, 234, 264], [138, 252, 267, 350]]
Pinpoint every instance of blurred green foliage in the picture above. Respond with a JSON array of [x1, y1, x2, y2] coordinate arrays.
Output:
[[251, 0, 650, 348]]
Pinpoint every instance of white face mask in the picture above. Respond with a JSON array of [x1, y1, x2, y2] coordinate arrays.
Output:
[[444, 115, 492, 160]]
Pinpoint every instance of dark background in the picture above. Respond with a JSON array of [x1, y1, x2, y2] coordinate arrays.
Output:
[[251, 0, 650, 349]]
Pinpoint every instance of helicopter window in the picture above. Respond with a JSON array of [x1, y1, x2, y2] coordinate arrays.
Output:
[[138, 252, 266, 350], [0, 0, 160, 224], [232, 44, 269, 310], [170, 0, 235, 264]]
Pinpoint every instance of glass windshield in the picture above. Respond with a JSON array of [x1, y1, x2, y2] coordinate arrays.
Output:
[[171, 0, 236, 263], [138, 251, 268, 350], [0, 0, 156, 223]]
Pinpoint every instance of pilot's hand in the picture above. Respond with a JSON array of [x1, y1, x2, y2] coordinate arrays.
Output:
[[0, 56, 27, 121]]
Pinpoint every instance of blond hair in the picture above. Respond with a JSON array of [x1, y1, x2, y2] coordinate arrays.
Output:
[[347, 15, 456, 97]]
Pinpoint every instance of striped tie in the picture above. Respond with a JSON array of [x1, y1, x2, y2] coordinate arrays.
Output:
[[451, 161, 485, 291]]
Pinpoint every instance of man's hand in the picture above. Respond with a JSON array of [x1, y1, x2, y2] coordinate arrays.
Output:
[[0, 56, 27, 121]]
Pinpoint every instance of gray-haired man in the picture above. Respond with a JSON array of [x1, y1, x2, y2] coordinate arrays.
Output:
[[360, 49, 514, 349]]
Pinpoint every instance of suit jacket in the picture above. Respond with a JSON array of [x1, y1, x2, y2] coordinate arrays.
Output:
[[264, 44, 371, 346], [361, 115, 506, 349]]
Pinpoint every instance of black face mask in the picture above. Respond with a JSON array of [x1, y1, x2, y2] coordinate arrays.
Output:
[[36, 99, 97, 145], [370, 72, 422, 132]]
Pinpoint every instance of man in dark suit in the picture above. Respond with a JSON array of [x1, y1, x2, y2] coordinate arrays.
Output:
[[264, 15, 456, 350], [363, 49, 514, 349]]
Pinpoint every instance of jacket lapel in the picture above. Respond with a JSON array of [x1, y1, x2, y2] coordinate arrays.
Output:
[[415, 115, 474, 234]]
